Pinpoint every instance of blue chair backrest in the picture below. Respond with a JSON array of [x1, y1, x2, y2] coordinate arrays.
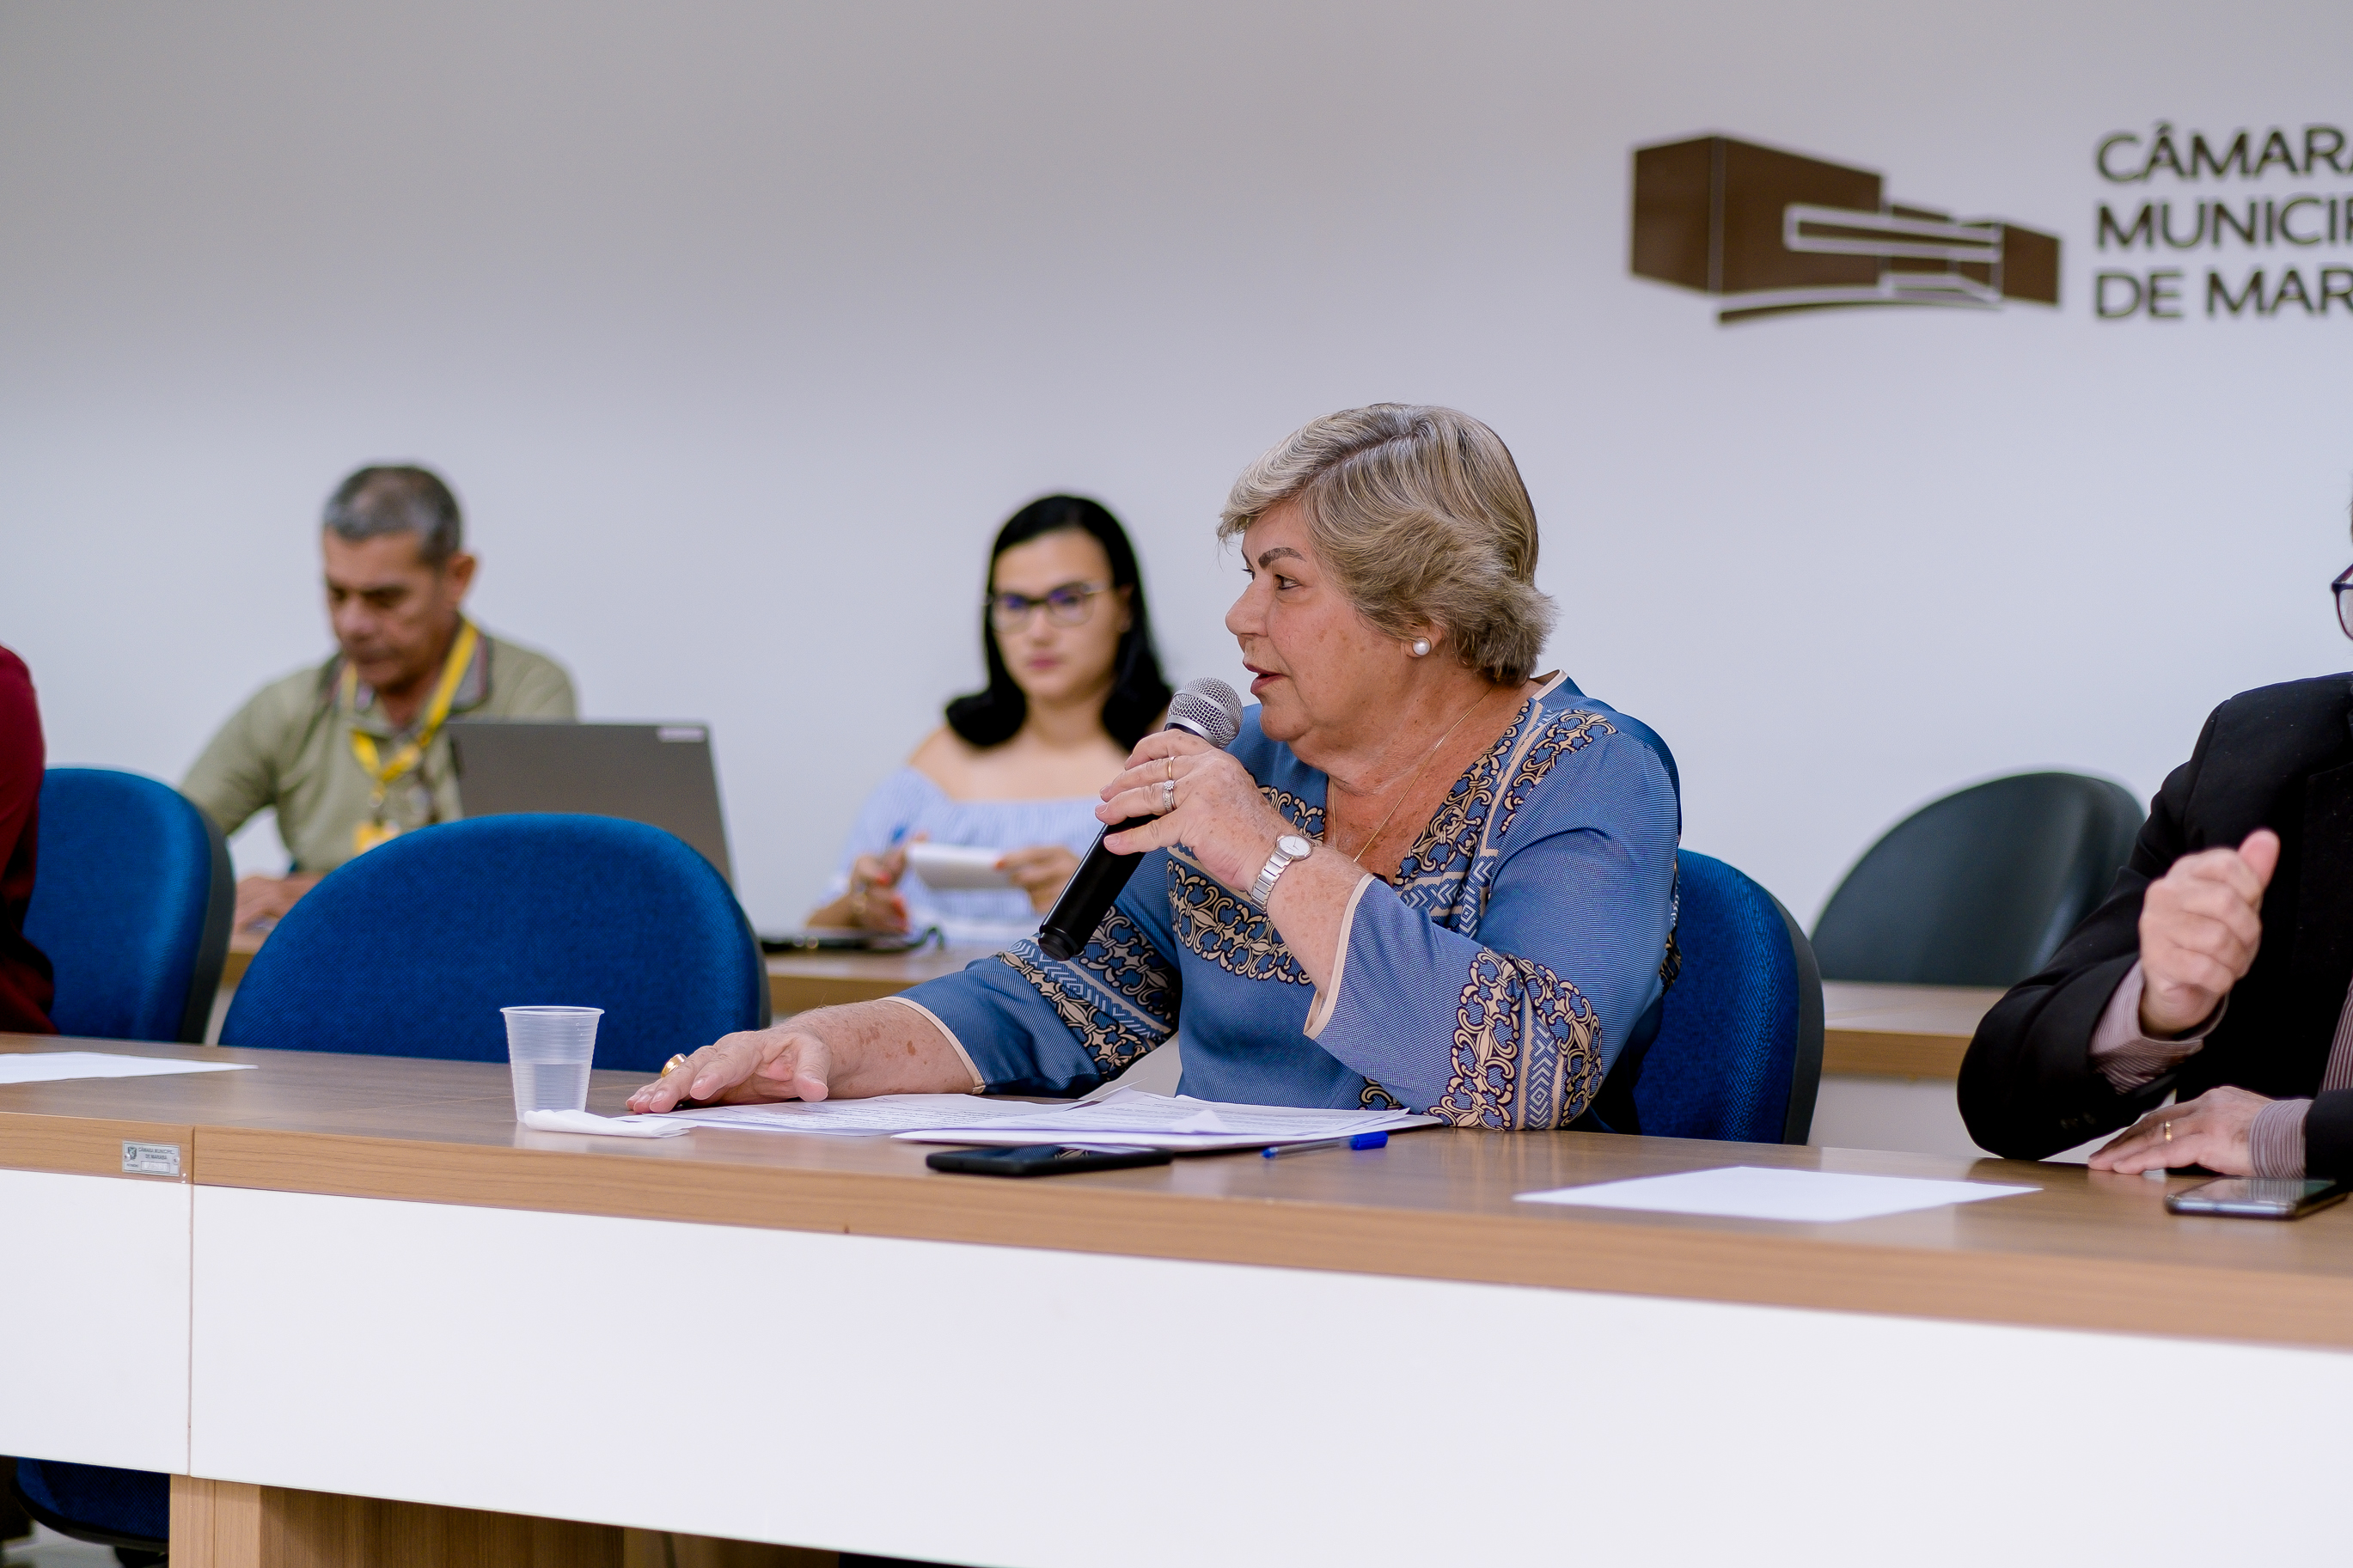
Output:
[[22, 767, 232, 1042], [1633, 850, 1824, 1144], [219, 814, 766, 1070], [10, 1457, 168, 1551]]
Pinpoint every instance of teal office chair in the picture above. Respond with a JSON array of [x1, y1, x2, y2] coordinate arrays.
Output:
[[1812, 772, 2144, 987]]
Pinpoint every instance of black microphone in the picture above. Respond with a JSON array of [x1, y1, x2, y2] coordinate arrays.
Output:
[[1036, 677, 1244, 961]]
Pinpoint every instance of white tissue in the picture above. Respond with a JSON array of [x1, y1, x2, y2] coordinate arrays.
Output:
[[520, 1109, 694, 1138]]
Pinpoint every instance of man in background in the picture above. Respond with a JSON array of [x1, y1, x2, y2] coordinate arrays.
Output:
[[184, 466, 577, 930]]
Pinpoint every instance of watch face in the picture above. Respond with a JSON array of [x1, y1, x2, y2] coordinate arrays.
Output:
[[1277, 834, 1313, 858]]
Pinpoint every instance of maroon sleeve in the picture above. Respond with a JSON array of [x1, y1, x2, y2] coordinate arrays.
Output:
[[0, 645, 57, 1034]]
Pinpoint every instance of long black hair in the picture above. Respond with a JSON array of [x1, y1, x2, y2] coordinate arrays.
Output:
[[944, 495, 1173, 750]]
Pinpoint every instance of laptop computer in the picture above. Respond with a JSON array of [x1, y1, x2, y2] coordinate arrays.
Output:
[[448, 721, 735, 885]]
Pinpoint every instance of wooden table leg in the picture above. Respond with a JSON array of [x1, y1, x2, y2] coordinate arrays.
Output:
[[169, 1475, 620, 1566], [169, 1476, 833, 1568], [171, 1477, 262, 1566]]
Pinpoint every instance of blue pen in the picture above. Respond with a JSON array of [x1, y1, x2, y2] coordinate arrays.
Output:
[[1262, 1131, 1387, 1159]]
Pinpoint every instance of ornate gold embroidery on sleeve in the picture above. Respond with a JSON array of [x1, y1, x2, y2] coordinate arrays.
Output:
[[998, 908, 1176, 1076], [1433, 949, 1604, 1130], [1170, 861, 1312, 985], [1393, 706, 1617, 913], [1257, 784, 1324, 837]]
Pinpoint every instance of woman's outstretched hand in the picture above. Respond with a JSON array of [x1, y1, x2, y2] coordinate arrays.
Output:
[[626, 1027, 834, 1113]]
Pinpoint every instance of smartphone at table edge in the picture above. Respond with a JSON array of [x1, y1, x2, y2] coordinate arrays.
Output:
[[926, 1144, 1173, 1177], [2165, 1176, 2349, 1219]]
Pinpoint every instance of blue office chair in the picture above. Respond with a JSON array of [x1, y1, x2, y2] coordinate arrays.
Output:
[[221, 813, 767, 1067], [1622, 850, 1824, 1144], [13, 772, 232, 1559], [21, 768, 233, 1043], [9, 1458, 167, 1564]]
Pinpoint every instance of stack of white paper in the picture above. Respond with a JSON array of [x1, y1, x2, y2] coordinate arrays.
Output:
[[661, 1086, 1435, 1150], [662, 1094, 1045, 1137], [892, 1088, 1435, 1150]]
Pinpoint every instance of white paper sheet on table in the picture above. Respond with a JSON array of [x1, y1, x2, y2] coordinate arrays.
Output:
[[0, 1051, 256, 1085], [660, 1086, 1434, 1149], [1513, 1165, 2037, 1223]]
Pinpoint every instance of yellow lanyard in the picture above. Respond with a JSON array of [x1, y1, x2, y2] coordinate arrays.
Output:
[[345, 619, 480, 855]]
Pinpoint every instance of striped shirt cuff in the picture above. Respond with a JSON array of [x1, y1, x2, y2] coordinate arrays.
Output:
[[2249, 1098, 2311, 1179], [2088, 961, 2225, 1092]]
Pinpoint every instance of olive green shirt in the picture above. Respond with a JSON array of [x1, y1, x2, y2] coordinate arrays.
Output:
[[182, 629, 576, 873]]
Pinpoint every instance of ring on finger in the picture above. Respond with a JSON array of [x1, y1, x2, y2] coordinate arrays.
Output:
[[2163, 1119, 2173, 1143], [1160, 778, 1177, 815], [661, 1054, 690, 1077], [1165, 756, 1177, 783]]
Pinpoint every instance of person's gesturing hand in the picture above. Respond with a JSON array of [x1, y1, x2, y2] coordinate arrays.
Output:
[[999, 844, 1080, 913], [1097, 729, 1292, 893], [2087, 1085, 2270, 1175], [626, 1026, 834, 1113], [2137, 827, 2280, 1036]]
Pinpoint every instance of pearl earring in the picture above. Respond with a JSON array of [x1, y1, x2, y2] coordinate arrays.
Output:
[[1410, 638, 1431, 657]]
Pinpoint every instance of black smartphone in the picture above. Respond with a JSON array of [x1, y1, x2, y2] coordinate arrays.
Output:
[[925, 1144, 1173, 1178], [2165, 1176, 2349, 1220]]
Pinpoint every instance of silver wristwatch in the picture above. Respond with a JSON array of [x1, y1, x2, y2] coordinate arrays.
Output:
[[1249, 833, 1314, 906]]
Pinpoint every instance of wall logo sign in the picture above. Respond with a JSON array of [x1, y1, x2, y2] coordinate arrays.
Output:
[[2092, 123, 2353, 320], [1630, 134, 2061, 324]]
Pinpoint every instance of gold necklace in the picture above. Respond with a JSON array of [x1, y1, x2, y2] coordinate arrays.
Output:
[[1333, 686, 1496, 864]]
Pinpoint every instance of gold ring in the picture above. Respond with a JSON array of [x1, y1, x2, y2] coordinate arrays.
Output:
[[1165, 756, 1177, 782], [661, 1054, 691, 1077], [2163, 1119, 2173, 1143]]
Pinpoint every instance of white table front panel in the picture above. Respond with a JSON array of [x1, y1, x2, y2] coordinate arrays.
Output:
[[0, 1168, 191, 1473], [192, 1185, 2350, 1567]]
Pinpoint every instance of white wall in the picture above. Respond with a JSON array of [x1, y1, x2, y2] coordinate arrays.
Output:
[[3, 0, 2347, 930]]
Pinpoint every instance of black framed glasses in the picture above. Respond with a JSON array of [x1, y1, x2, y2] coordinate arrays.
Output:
[[988, 579, 1109, 631], [2334, 564, 2353, 640]]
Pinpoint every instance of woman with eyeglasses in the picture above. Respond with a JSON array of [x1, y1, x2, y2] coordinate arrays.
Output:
[[807, 495, 1172, 943]]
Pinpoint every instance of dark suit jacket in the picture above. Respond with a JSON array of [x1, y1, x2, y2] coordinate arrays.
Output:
[[1961, 674, 2353, 1174]]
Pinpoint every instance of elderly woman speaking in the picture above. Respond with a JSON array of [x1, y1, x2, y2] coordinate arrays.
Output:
[[635, 406, 1679, 1130]]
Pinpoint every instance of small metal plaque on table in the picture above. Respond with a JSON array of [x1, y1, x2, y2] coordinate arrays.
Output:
[[121, 1141, 181, 1177]]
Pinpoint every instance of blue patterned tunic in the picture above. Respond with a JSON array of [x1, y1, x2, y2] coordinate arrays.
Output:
[[898, 675, 1680, 1128]]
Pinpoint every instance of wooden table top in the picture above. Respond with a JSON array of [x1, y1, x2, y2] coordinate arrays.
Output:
[[3, 1031, 2347, 1355]]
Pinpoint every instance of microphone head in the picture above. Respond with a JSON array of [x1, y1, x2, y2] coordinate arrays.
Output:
[[1166, 677, 1244, 748]]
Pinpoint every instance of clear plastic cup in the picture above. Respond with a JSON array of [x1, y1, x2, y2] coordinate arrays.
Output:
[[501, 1006, 603, 1120]]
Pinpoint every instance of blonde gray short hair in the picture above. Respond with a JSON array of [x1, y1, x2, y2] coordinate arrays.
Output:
[[1217, 405, 1555, 685]]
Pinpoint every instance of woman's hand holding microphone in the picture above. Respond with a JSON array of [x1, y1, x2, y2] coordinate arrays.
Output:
[[1095, 729, 1293, 894]]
